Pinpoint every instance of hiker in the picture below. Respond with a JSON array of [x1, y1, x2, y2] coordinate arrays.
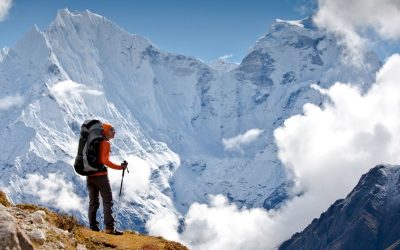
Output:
[[86, 123, 128, 235]]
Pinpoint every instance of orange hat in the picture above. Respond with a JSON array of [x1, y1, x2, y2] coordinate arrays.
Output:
[[102, 123, 114, 134]]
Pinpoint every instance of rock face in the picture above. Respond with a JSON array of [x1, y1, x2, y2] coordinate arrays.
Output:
[[0, 205, 34, 250], [280, 165, 400, 250]]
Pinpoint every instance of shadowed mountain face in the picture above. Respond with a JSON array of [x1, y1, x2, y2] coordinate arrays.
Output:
[[280, 165, 400, 250]]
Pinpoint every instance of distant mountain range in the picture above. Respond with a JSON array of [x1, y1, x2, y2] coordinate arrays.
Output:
[[0, 8, 380, 233]]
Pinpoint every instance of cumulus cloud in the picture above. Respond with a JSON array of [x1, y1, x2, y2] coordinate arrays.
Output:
[[222, 129, 264, 151], [314, 0, 400, 63], [273, 53, 400, 244], [180, 195, 276, 250], [146, 210, 181, 242], [50, 80, 103, 100], [0, 94, 23, 110], [147, 194, 291, 250], [0, 0, 12, 21], [147, 54, 400, 250], [21, 173, 84, 212]]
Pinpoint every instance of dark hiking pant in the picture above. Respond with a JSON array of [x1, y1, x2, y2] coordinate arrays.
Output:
[[87, 175, 115, 230]]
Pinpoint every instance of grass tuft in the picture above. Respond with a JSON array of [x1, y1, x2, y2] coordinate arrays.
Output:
[[53, 213, 81, 232]]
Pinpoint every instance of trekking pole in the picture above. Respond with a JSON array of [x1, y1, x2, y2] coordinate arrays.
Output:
[[119, 160, 129, 197]]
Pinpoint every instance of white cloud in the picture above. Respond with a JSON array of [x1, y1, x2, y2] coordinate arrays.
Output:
[[0, 0, 12, 21], [180, 195, 276, 250], [147, 194, 292, 250], [273, 53, 400, 244], [21, 173, 84, 212], [107, 155, 152, 198], [147, 54, 400, 250], [0, 94, 23, 110], [222, 128, 264, 151], [146, 210, 181, 242], [50, 80, 103, 100], [218, 54, 233, 61], [314, 0, 400, 63]]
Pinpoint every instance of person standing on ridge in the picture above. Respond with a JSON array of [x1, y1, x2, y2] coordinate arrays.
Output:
[[87, 122, 128, 235]]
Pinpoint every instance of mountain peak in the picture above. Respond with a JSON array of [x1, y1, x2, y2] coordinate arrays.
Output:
[[275, 18, 306, 28], [273, 16, 315, 30], [56, 7, 71, 16], [209, 57, 238, 72], [55, 8, 101, 20], [14, 24, 51, 59], [52, 8, 104, 27], [47, 8, 152, 50]]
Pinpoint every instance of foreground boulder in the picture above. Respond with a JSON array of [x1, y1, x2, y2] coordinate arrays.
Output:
[[0, 205, 34, 250]]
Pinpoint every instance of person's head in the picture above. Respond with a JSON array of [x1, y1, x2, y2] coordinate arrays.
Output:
[[102, 123, 116, 140]]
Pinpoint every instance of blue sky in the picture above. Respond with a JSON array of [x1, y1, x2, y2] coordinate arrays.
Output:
[[0, 0, 316, 62]]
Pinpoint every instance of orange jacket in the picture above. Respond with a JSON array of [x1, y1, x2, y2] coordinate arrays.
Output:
[[91, 139, 122, 176]]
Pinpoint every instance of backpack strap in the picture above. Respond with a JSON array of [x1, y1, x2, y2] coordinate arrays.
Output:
[[86, 119, 101, 129]]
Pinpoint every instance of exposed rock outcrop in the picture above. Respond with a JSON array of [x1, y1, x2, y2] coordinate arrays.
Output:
[[0, 191, 188, 250], [0, 205, 34, 250]]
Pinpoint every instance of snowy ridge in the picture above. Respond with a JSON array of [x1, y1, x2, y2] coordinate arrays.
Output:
[[0, 9, 381, 232], [275, 18, 307, 28], [209, 57, 238, 72]]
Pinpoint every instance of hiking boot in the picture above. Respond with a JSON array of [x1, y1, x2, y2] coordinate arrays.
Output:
[[90, 224, 100, 232], [105, 228, 123, 235]]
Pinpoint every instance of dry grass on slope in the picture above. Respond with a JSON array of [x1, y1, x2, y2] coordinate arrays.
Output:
[[77, 228, 188, 250], [1, 191, 189, 250]]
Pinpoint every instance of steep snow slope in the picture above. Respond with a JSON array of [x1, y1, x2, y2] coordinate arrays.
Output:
[[0, 11, 183, 232], [171, 17, 381, 212], [0, 10, 380, 232]]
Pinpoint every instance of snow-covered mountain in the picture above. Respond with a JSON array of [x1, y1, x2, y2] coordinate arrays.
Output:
[[172, 16, 380, 212], [0, 9, 380, 232]]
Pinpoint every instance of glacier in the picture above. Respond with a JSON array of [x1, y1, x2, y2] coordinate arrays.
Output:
[[0, 9, 381, 233]]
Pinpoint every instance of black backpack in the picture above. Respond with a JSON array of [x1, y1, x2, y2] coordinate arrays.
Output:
[[74, 119, 106, 176]]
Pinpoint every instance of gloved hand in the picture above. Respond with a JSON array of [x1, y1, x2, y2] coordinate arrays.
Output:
[[121, 161, 128, 170]]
